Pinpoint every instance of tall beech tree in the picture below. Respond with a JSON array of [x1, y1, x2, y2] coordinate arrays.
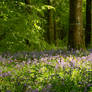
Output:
[[91, 0, 92, 47], [68, 0, 85, 50], [47, 0, 55, 44], [85, 0, 92, 47]]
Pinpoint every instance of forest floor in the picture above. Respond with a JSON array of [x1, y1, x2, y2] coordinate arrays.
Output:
[[0, 49, 92, 92]]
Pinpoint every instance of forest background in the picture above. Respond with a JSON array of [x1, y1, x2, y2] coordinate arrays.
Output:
[[0, 0, 91, 53]]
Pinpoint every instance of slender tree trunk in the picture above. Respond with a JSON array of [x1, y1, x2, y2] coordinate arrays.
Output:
[[54, 16, 57, 45], [85, 0, 92, 48], [68, 0, 85, 50], [48, 0, 54, 44]]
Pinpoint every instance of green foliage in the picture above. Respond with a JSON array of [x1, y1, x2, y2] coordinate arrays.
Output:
[[0, 1, 47, 52], [0, 0, 88, 53]]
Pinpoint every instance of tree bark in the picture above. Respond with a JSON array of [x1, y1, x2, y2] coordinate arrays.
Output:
[[54, 16, 57, 45], [68, 0, 85, 50], [47, 0, 55, 44], [85, 0, 92, 48], [25, 0, 30, 4], [91, 0, 92, 48]]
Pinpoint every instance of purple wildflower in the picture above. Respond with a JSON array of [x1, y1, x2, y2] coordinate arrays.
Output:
[[32, 89, 39, 92]]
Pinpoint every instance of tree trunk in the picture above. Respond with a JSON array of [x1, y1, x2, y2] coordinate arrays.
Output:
[[85, 0, 92, 48], [48, 0, 55, 44], [68, 0, 85, 50], [91, 0, 92, 48], [54, 16, 57, 45], [25, 0, 30, 4]]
